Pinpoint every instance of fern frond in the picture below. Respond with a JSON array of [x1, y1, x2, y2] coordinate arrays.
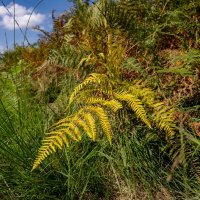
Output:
[[85, 97, 123, 112], [53, 109, 96, 141], [32, 104, 113, 170], [50, 115, 74, 128], [52, 125, 81, 141], [128, 83, 176, 135], [105, 0, 136, 37], [83, 112, 96, 141], [32, 132, 69, 171], [49, 45, 85, 68], [85, 106, 112, 144], [89, 1, 104, 28], [128, 81, 155, 105], [114, 91, 152, 128], [74, 105, 113, 143], [68, 73, 108, 106], [73, 117, 93, 139], [153, 103, 175, 136]]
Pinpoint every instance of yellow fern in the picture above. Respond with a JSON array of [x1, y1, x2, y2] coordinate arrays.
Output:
[[32, 131, 69, 171], [68, 73, 108, 106], [73, 117, 93, 139], [128, 83, 175, 135], [84, 97, 123, 112], [32, 105, 113, 171], [128, 84, 155, 105], [32, 73, 176, 171], [153, 103, 175, 136], [114, 91, 152, 128], [81, 112, 96, 140], [85, 106, 113, 144]]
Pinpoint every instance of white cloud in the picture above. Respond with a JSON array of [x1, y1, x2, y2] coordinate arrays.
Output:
[[0, 3, 45, 30], [0, 45, 5, 53]]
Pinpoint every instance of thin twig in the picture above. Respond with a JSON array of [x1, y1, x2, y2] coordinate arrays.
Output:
[[0, 0, 31, 45], [23, 0, 45, 46]]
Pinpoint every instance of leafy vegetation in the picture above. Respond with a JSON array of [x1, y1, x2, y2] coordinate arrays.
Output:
[[0, 0, 200, 199]]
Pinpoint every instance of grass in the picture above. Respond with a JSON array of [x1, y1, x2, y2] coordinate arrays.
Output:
[[0, 55, 200, 200], [0, 69, 199, 199]]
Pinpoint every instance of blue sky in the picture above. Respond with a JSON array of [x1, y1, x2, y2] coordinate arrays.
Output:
[[0, 0, 73, 52]]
